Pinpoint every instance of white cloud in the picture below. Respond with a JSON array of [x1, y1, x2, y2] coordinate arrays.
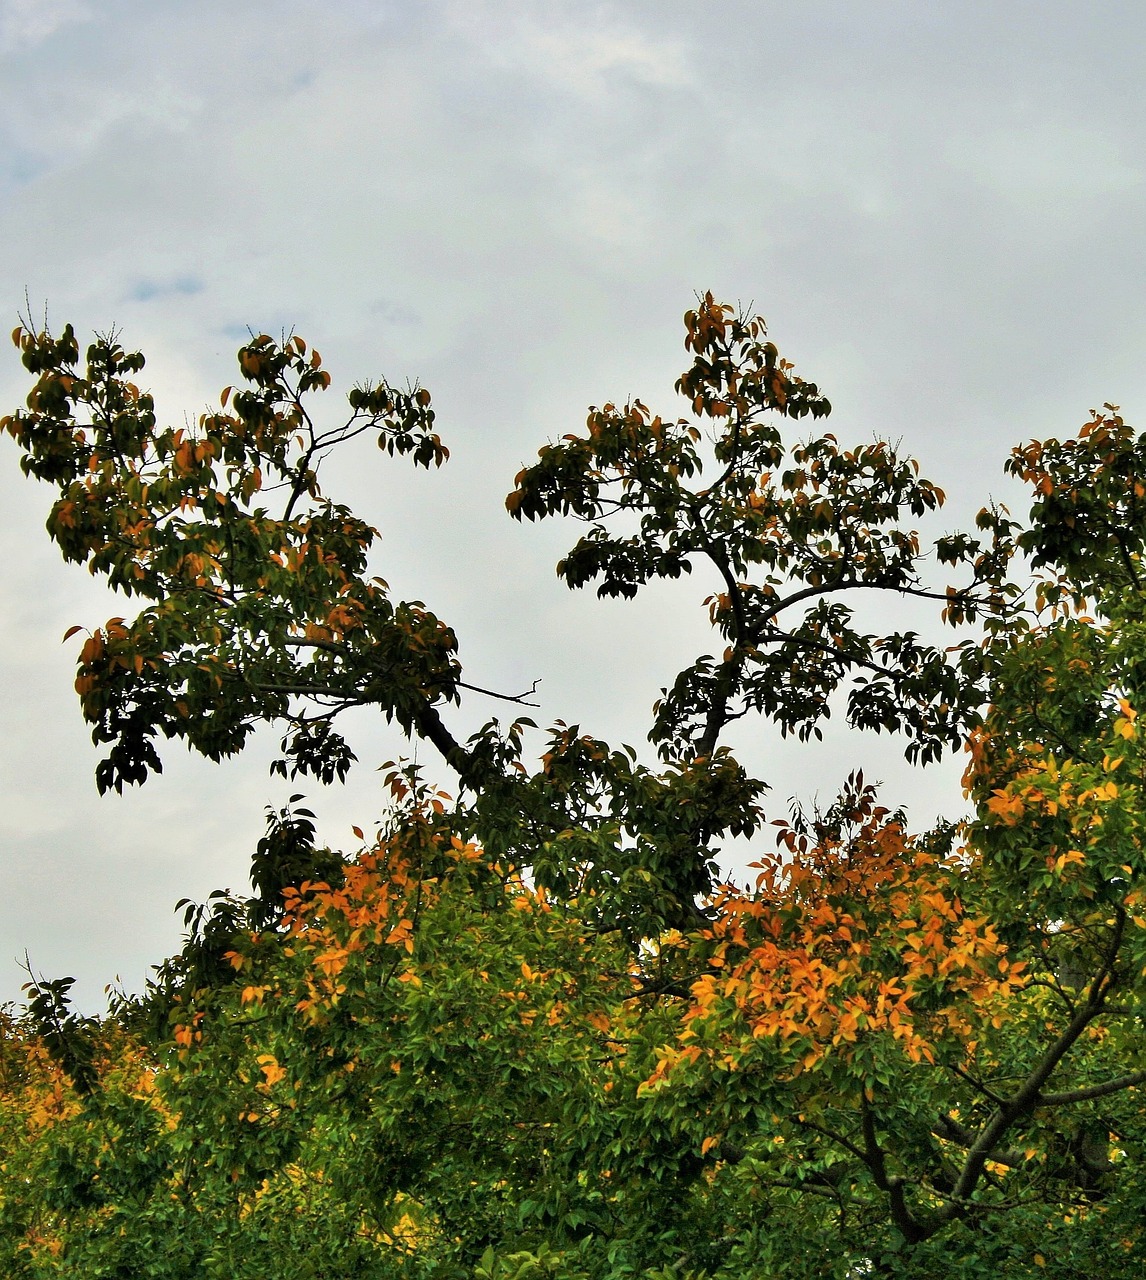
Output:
[[948, 123, 1143, 206], [445, 0, 694, 96], [0, 0, 89, 54]]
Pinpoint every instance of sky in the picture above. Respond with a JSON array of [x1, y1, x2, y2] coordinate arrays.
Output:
[[1, 0, 1145, 1009]]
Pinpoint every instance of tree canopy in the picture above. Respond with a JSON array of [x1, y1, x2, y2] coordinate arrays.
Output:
[[1, 296, 1144, 1278]]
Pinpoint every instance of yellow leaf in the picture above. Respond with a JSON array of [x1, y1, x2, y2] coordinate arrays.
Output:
[[256, 1055, 287, 1088], [986, 790, 1024, 823]]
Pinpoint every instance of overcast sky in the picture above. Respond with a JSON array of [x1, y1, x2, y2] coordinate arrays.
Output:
[[1, 0, 1144, 1010]]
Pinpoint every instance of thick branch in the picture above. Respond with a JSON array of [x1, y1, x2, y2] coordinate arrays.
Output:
[[282, 635, 347, 655], [254, 682, 369, 701], [1038, 1069, 1146, 1107], [792, 1116, 868, 1166], [257, 671, 477, 780], [932, 1115, 1025, 1170], [862, 1096, 928, 1245], [944, 909, 1126, 1213], [757, 577, 982, 630], [1110, 525, 1143, 591], [698, 531, 749, 650], [692, 526, 751, 758], [697, 653, 744, 760], [411, 698, 476, 782], [950, 1064, 1006, 1109]]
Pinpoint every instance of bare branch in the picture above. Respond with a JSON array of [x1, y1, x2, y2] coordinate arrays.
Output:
[[453, 678, 541, 707]]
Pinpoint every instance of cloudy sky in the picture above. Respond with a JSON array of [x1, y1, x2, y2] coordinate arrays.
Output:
[[1, 0, 1144, 1009]]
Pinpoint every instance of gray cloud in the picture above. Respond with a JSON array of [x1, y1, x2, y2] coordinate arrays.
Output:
[[128, 276, 205, 302], [0, 0, 90, 55]]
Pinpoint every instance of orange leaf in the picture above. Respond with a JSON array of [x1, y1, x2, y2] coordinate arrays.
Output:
[[256, 1055, 287, 1088]]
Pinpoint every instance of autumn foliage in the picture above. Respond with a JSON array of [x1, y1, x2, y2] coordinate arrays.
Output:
[[2, 297, 1145, 1277]]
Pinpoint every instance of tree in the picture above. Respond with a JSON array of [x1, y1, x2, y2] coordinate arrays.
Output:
[[1, 297, 1143, 1277]]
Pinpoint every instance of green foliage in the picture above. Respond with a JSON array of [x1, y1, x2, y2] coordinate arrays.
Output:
[[2, 324, 454, 794], [3, 297, 1146, 1276], [507, 294, 1012, 766]]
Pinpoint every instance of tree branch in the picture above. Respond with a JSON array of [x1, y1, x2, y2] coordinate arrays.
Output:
[[411, 698, 476, 782], [861, 1095, 928, 1244], [453, 678, 541, 706], [932, 1114, 1025, 1169], [943, 908, 1126, 1214], [1038, 1068, 1146, 1107]]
